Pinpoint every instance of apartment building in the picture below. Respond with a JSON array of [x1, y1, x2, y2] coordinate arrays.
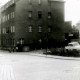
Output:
[[0, 0, 65, 50]]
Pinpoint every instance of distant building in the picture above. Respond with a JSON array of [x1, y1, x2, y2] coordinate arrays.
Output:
[[65, 21, 79, 44], [0, 0, 65, 50], [65, 21, 72, 33], [76, 21, 80, 36]]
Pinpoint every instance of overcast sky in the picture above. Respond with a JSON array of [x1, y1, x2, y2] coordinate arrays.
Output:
[[65, 0, 80, 25], [0, 0, 80, 25]]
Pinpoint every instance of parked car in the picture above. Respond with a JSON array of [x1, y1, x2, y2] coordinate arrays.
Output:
[[65, 42, 80, 51]]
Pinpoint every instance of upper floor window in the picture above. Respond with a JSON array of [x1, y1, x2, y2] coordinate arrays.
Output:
[[48, 12, 52, 19], [48, 27, 51, 32], [6, 15, 7, 21], [38, 26, 42, 32], [39, 0, 41, 4], [6, 3, 9, 8], [13, 26, 15, 32], [11, 26, 15, 33], [11, 26, 13, 32], [11, 12, 12, 18], [48, 25, 52, 32], [12, 0, 14, 4], [11, 12, 14, 18], [12, 12, 14, 18], [8, 14, 9, 20], [2, 16, 5, 22], [2, 17, 4, 22], [28, 11, 32, 18], [38, 11, 42, 19], [3, 28, 6, 34], [6, 27, 10, 33], [29, 26, 32, 32], [4, 16, 6, 22]]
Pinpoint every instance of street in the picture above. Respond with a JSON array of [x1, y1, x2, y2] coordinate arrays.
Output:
[[0, 51, 80, 80]]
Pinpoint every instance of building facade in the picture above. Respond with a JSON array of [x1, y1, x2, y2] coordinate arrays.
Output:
[[76, 21, 80, 37], [0, 0, 65, 50]]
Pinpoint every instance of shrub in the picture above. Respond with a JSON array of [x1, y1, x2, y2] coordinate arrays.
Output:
[[47, 48, 80, 57], [66, 49, 80, 57]]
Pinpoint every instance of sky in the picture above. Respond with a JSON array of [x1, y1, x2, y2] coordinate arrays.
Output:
[[0, 0, 80, 25], [65, 0, 80, 25]]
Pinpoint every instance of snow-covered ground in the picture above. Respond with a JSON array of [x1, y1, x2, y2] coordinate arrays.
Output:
[[0, 50, 80, 80]]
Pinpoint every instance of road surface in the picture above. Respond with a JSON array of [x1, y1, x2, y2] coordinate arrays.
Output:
[[0, 50, 80, 80]]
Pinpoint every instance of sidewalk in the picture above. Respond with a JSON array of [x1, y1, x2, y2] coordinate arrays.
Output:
[[17, 50, 80, 61], [1, 49, 80, 61]]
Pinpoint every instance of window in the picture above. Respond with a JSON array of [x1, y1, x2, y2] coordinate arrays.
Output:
[[6, 27, 9, 33], [38, 11, 42, 19], [13, 26, 15, 32], [11, 26, 13, 32], [4, 28, 6, 34], [4, 16, 5, 22], [38, 26, 42, 32], [28, 11, 32, 18], [6, 15, 7, 21], [11, 12, 12, 18], [6, 3, 9, 8], [2, 17, 4, 22], [12, 12, 14, 18], [3, 16, 5, 22], [3, 28, 6, 34], [29, 26, 32, 32], [39, 0, 41, 4], [48, 25, 52, 32], [48, 12, 51, 19], [48, 27, 51, 32], [8, 14, 9, 20], [11, 12, 14, 18], [11, 26, 15, 33], [12, 0, 14, 4], [2, 16, 5, 22]]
